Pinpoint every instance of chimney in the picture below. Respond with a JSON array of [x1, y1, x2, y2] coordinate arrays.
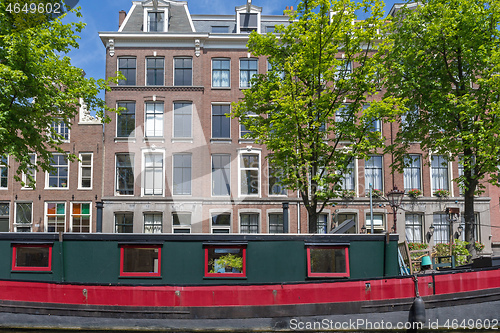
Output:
[[284, 6, 289, 15], [119, 10, 126, 29]]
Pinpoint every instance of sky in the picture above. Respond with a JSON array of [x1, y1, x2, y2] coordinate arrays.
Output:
[[64, 0, 402, 93]]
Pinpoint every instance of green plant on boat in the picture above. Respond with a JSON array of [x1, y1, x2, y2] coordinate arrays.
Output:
[[209, 253, 243, 273]]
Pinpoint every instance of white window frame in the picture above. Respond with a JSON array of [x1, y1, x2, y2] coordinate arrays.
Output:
[[238, 148, 261, 197], [14, 202, 32, 232], [117, 57, 137, 86], [365, 212, 385, 234], [45, 202, 66, 233], [172, 212, 191, 233], [143, 7, 168, 32], [0, 156, 8, 190], [145, 57, 165, 86], [78, 153, 93, 190], [430, 153, 452, 195], [239, 58, 258, 89], [22, 154, 36, 189], [404, 154, 422, 192], [45, 153, 69, 190], [172, 153, 192, 196], [364, 155, 383, 192], [235, 6, 261, 34], [211, 103, 231, 139], [210, 211, 232, 233], [51, 119, 70, 142], [115, 153, 135, 196], [268, 209, 286, 234], [173, 57, 193, 86], [238, 209, 260, 233], [172, 101, 193, 139], [142, 150, 165, 197], [211, 154, 231, 197], [211, 58, 231, 88], [116, 101, 136, 138], [144, 213, 163, 234], [145, 101, 164, 138], [268, 164, 287, 197], [70, 202, 92, 233]]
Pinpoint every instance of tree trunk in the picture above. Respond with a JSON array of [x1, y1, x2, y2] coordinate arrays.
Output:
[[463, 176, 477, 259]]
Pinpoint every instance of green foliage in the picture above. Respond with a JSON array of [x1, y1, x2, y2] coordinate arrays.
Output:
[[340, 189, 356, 199], [370, 189, 383, 198], [232, 0, 389, 232], [209, 254, 243, 273], [0, 4, 120, 186], [433, 189, 450, 198], [382, 0, 500, 251], [407, 189, 422, 198], [474, 241, 485, 252], [433, 240, 470, 266], [408, 242, 428, 251]]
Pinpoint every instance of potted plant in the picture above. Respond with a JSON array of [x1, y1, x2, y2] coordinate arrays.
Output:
[[474, 241, 485, 252], [340, 189, 355, 199], [407, 189, 422, 198], [371, 189, 383, 198], [433, 189, 449, 198]]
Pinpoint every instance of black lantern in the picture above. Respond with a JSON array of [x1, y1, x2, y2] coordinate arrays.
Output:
[[386, 186, 405, 233]]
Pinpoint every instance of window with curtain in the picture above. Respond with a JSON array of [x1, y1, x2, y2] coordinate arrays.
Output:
[[145, 102, 164, 137], [365, 155, 382, 191], [405, 214, 422, 243], [212, 58, 230, 87], [240, 59, 257, 88], [431, 155, 449, 191], [404, 155, 421, 191], [433, 213, 449, 243]]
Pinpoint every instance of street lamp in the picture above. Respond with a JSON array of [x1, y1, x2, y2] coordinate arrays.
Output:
[[387, 186, 405, 233]]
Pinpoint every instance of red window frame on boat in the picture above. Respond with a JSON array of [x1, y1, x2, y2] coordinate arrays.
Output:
[[306, 244, 350, 278], [119, 245, 162, 277], [11, 244, 53, 272], [204, 244, 246, 278]]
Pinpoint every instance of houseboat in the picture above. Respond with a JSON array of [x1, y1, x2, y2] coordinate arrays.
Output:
[[0, 232, 499, 331]]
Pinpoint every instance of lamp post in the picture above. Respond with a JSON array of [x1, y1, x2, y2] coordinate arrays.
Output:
[[387, 186, 405, 233]]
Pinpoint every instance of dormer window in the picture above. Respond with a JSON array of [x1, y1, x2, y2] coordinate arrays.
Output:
[[143, 2, 168, 33], [235, 3, 261, 34], [239, 13, 258, 33], [148, 11, 164, 32]]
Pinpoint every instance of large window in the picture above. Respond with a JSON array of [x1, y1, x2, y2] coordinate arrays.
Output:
[[144, 153, 163, 196], [240, 153, 260, 196], [365, 155, 383, 191], [148, 11, 164, 32], [269, 213, 284, 233], [212, 154, 230, 196], [78, 153, 92, 189], [115, 213, 133, 233], [212, 104, 230, 139], [12, 244, 52, 272], [307, 246, 349, 278], [116, 102, 136, 138], [144, 213, 162, 233], [172, 213, 191, 233], [22, 154, 36, 188], [205, 246, 246, 277], [46, 202, 65, 232], [365, 213, 385, 234], [116, 154, 134, 195], [145, 102, 164, 138], [118, 57, 136, 85], [51, 119, 69, 142], [15, 203, 31, 232], [339, 160, 355, 191], [47, 154, 68, 188], [405, 214, 422, 243], [71, 203, 91, 233], [433, 213, 449, 244], [212, 213, 231, 233], [0, 203, 8, 232], [173, 102, 192, 138], [269, 166, 286, 195], [404, 155, 421, 191], [240, 58, 257, 88], [174, 57, 192, 86], [317, 214, 328, 234], [431, 155, 449, 192], [146, 57, 164, 85], [120, 245, 161, 277], [173, 154, 191, 195], [240, 213, 259, 233], [212, 59, 230, 88], [0, 156, 7, 189], [239, 13, 258, 32]]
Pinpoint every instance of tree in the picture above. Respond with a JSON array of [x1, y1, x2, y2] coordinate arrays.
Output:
[[383, 0, 500, 255], [0, 1, 118, 185], [232, 0, 388, 233]]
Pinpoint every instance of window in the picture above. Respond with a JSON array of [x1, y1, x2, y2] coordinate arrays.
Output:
[[78, 153, 92, 189], [317, 214, 328, 234], [433, 213, 449, 244], [173, 154, 191, 195], [404, 155, 421, 192], [172, 213, 191, 233], [22, 154, 36, 188], [116, 102, 136, 138], [15, 203, 31, 232], [239, 111, 257, 139], [212, 59, 230, 88], [120, 245, 161, 277], [401, 106, 419, 130], [405, 214, 422, 243], [144, 213, 162, 233], [240, 153, 260, 196], [118, 57, 136, 85], [0, 156, 7, 189], [335, 59, 352, 80], [339, 160, 355, 191], [0, 203, 8, 232], [174, 58, 192, 86], [269, 166, 286, 195], [212, 104, 230, 139], [431, 155, 449, 192], [266, 25, 275, 33], [71, 203, 91, 233], [205, 246, 246, 277], [365, 155, 383, 191], [306, 246, 349, 278], [212, 213, 231, 233], [173, 102, 192, 138], [240, 213, 259, 233], [458, 158, 464, 195], [146, 57, 164, 85], [148, 11, 164, 32], [12, 244, 52, 272], [460, 213, 480, 242], [239, 13, 258, 32], [47, 154, 68, 188], [336, 213, 357, 234], [51, 120, 69, 141], [46, 202, 65, 232], [269, 213, 284, 233], [212, 154, 230, 196], [144, 153, 163, 196], [116, 154, 134, 195], [211, 26, 229, 33], [145, 102, 164, 137], [115, 213, 133, 233], [369, 118, 382, 133], [365, 213, 385, 234], [240, 58, 257, 88]]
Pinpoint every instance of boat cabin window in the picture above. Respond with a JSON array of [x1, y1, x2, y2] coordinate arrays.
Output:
[[12, 244, 52, 272], [306, 246, 349, 278], [205, 246, 246, 278], [120, 245, 161, 277]]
